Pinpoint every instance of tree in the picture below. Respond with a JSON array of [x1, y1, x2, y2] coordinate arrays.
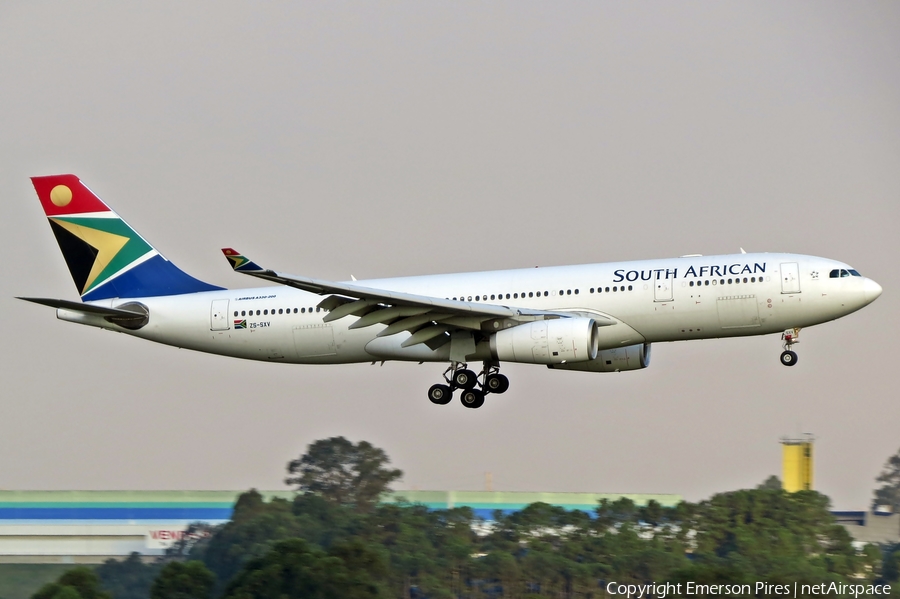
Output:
[[874, 447, 900, 512], [757, 475, 782, 490], [222, 537, 386, 599], [883, 546, 900, 583], [32, 568, 111, 599], [150, 561, 214, 599], [286, 437, 402, 513], [198, 490, 305, 588], [687, 489, 869, 583], [96, 553, 161, 599]]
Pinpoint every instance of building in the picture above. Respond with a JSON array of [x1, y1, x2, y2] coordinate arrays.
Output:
[[0, 490, 681, 564], [833, 509, 900, 547]]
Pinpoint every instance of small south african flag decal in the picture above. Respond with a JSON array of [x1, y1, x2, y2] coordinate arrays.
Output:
[[234, 320, 247, 329]]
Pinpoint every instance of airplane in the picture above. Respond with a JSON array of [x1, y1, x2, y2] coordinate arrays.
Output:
[[20, 174, 883, 409]]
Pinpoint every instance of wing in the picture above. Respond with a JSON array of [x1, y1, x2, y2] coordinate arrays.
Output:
[[221, 249, 615, 350]]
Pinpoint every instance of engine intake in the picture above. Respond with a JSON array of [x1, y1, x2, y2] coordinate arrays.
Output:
[[491, 318, 599, 365]]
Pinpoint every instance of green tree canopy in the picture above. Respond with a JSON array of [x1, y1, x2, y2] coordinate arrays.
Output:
[[757, 475, 783, 490], [222, 537, 386, 599], [32, 568, 111, 599], [96, 553, 160, 599], [285, 437, 402, 513], [150, 561, 214, 599], [197, 489, 304, 588], [874, 447, 900, 512], [686, 489, 867, 583]]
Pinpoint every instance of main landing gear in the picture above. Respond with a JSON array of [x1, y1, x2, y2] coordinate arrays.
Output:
[[779, 328, 800, 367], [427, 362, 510, 409]]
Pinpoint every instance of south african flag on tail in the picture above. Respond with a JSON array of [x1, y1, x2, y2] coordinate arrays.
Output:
[[222, 248, 264, 273], [31, 174, 223, 301]]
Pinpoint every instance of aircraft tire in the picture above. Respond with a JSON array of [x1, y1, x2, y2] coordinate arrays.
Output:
[[485, 373, 509, 394], [460, 389, 485, 409], [780, 350, 798, 367], [428, 384, 453, 405], [453, 369, 478, 390]]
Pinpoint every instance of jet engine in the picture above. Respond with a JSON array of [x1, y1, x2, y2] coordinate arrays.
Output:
[[490, 318, 599, 365], [547, 343, 651, 373]]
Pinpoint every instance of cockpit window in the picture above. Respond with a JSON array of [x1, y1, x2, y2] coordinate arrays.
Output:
[[848, 269, 861, 277], [829, 268, 862, 278]]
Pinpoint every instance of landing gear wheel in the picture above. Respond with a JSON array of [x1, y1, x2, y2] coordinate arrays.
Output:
[[460, 388, 485, 409], [453, 369, 478, 390], [428, 384, 453, 405], [484, 373, 509, 394], [780, 350, 798, 367]]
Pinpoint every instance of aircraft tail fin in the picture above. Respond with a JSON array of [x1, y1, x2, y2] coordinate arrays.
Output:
[[31, 174, 223, 301]]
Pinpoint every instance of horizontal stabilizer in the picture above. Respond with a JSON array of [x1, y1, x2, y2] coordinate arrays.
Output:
[[17, 297, 150, 330], [17, 297, 146, 317]]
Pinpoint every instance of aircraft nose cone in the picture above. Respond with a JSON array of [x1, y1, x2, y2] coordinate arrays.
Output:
[[864, 278, 883, 303]]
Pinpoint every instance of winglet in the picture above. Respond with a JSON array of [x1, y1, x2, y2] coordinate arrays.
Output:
[[222, 248, 265, 272]]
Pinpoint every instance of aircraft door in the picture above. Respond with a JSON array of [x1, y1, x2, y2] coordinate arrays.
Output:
[[654, 272, 673, 302], [780, 263, 801, 294], [210, 299, 230, 331]]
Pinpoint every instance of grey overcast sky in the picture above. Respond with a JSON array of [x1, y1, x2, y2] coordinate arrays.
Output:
[[1, 2, 897, 509]]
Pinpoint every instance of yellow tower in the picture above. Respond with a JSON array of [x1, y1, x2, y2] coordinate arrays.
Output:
[[781, 435, 814, 492]]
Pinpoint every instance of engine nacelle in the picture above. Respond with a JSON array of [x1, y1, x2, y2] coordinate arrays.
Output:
[[547, 343, 651, 373], [491, 318, 599, 365]]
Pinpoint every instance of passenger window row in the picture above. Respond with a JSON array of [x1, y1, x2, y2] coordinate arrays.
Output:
[[451, 291, 551, 301], [689, 277, 763, 287], [233, 307, 323, 317], [447, 286, 637, 302]]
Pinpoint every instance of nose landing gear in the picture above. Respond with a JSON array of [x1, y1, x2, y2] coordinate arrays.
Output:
[[780, 328, 800, 367], [426, 362, 510, 408]]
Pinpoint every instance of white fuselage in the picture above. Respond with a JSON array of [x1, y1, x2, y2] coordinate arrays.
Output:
[[60, 253, 880, 367]]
